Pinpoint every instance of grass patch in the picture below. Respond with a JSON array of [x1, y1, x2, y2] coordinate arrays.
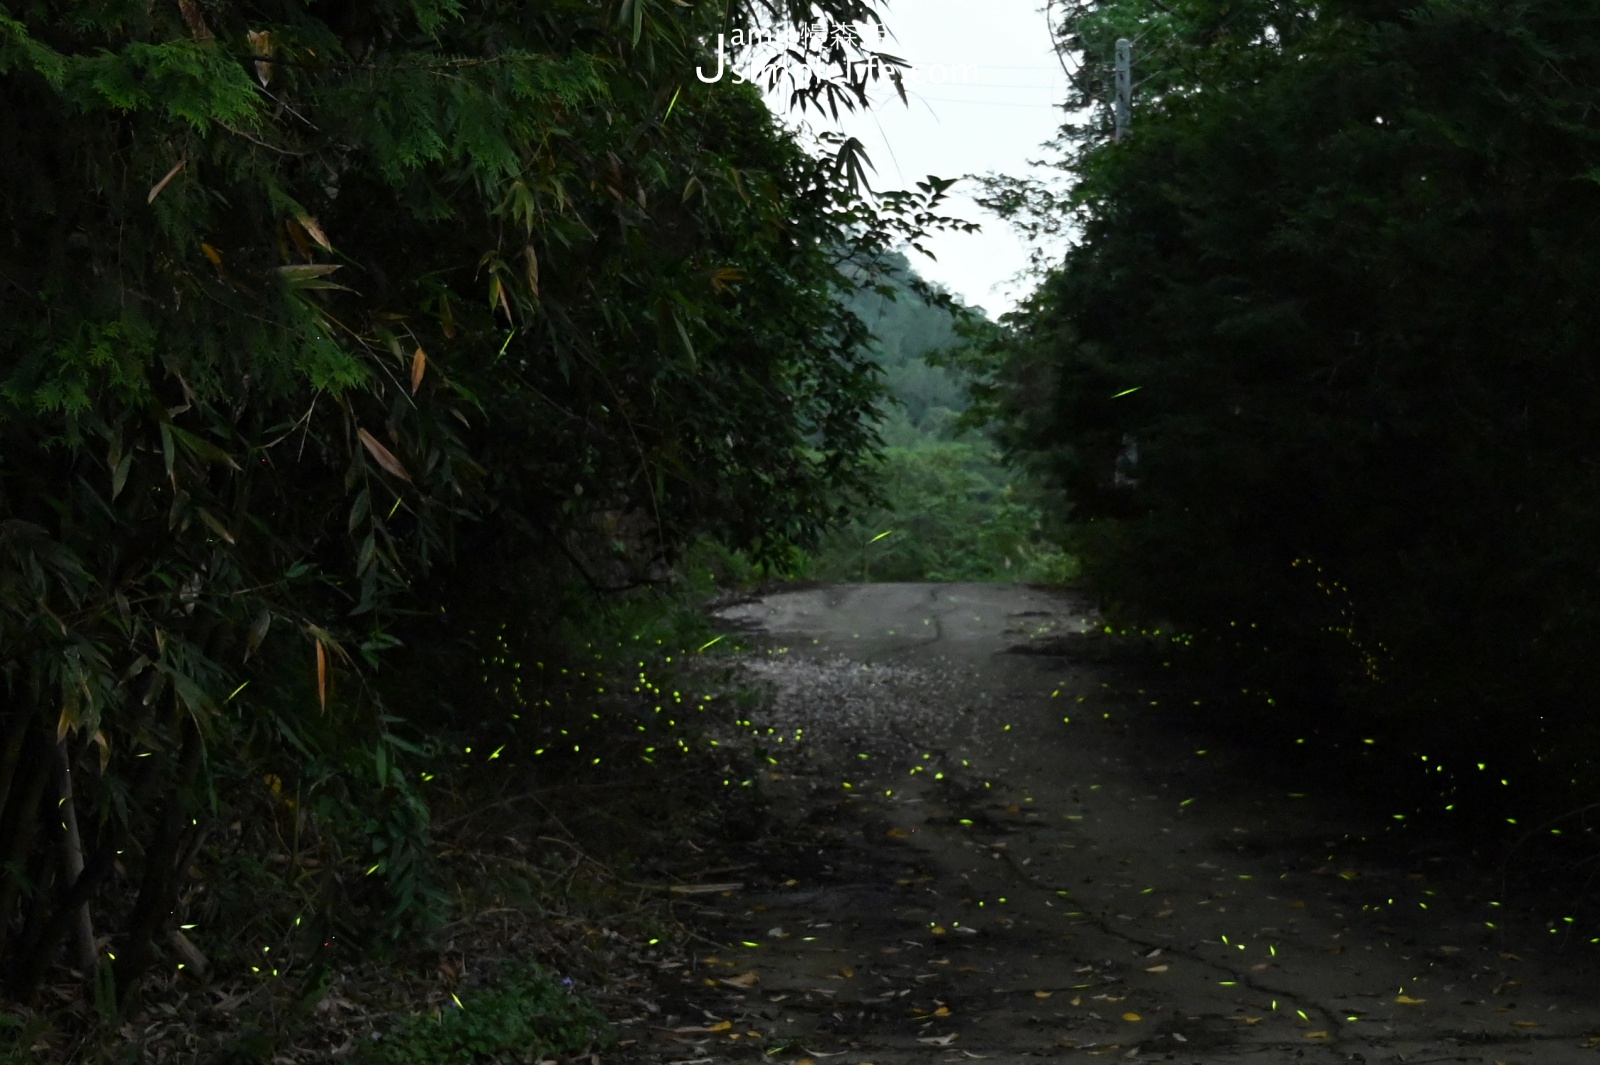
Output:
[[358, 959, 610, 1065]]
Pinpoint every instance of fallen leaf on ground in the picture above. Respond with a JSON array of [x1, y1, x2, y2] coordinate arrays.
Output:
[[918, 1034, 958, 1046], [1034, 990, 1052, 999], [720, 971, 759, 988], [1144, 964, 1168, 973], [1121, 1012, 1142, 1022], [1305, 1030, 1330, 1039], [1511, 1020, 1542, 1029], [1394, 995, 1425, 1005], [1228, 1015, 1262, 1026], [934, 1005, 951, 1017], [672, 1021, 732, 1034]]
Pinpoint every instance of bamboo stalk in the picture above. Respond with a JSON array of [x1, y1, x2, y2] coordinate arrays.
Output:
[[53, 741, 97, 975]]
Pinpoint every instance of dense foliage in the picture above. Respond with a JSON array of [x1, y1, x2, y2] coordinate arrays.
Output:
[[969, 0, 1600, 796], [802, 254, 1077, 583], [0, 0, 970, 1007]]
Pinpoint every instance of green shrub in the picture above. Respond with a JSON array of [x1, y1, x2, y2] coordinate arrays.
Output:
[[360, 960, 610, 1065]]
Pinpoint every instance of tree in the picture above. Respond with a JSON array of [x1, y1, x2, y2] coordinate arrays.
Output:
[[973, 0, 1600, 783], [0, 0, 970, 1003]]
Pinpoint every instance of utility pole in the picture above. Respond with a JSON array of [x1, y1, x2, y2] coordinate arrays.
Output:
[[1114, 37, 1132, 141]]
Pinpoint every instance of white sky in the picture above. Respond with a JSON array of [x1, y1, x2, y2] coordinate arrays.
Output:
[[750, 1, 1076, 317]]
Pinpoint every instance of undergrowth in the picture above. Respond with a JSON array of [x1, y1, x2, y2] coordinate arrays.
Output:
[[357, 959, 610, 1065]]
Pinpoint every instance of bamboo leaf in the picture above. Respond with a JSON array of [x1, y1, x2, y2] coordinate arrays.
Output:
[[166, 424, 241, 470], [159, 423, 176, 483], [285, 216, 313, 260], [198, 508, 236, 544], [147, 158, 187, 204], [358, 428, 412, 482], [275, 263, 348, 291], [410, 347, 427, 394], [523, 244, 540, 300], [315, 639, 327, 711], [296, 211, 332, 251], [168, 669, 218, 717], [349, 488, 371, 532], [672, 310, 697, 365], [246, 609, 272, 662], [111, 449, 133, 501]]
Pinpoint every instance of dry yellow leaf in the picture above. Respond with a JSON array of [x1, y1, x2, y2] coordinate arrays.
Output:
[[1145, 964, 1169, 973], [840, 967, 855, 978], [1034, 990, 1053, 999], [1121, 1012, 1142, 1023], [315, 639, 328, 711], [1394, 995, 1425, 1005], [358, 427, 412, 482], [1069, 996, 1081, 1006], [886, 827, 909, 838], [1511, 1020, 1543, 1029], [933, 1005, 951, 1017], [1229, 1015, 1262, 1026], [1305, 1031, 1330, 1040], [411, 347, 427, 393]]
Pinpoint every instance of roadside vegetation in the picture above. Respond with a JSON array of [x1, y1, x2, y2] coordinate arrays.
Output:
[[0, 0, 973, 1056], [956, 0, 1600, 854], [797, 253, 1079, 585], [12, 0, 1600, 1055]]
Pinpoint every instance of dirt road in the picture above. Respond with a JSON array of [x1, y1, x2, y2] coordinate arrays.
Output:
[[630, 583, 1600, 1064]]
